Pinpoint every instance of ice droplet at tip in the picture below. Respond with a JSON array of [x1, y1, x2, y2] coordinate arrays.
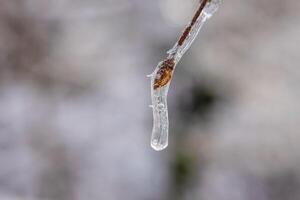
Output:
[[151, 140, 168, 151]]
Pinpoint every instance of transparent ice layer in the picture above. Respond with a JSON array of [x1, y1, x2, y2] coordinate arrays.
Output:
[[149, 0, 221, 151], [149, 65, 171, 151], [170, 0, 221, 62], [203, 0, 221, 18], [169, 14, 207, 63]]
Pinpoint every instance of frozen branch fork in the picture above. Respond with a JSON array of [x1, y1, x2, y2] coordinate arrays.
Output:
[[149, 0, 221, 151]]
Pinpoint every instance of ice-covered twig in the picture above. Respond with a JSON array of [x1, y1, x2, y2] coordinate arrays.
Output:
[[149, 0, 221, 151]]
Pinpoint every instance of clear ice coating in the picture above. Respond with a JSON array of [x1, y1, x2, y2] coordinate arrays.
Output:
[[149, 0, 221, 151], [170, 0, 221, 63], [203, 0, 221, 18], [149, 66, 171, 151], [172, 14, 207, 62]]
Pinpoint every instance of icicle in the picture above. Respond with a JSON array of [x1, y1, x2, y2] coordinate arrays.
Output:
[[149, 0, 221, 151]]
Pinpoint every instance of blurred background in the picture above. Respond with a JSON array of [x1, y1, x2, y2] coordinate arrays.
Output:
[[1, 0, 300, 200]]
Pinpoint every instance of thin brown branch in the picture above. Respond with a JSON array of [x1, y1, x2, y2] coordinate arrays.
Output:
[[178, 0, 209, 46], [153, 0, 209, 90]]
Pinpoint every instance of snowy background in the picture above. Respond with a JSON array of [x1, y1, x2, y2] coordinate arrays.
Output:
[[1, 0, 300, 200]]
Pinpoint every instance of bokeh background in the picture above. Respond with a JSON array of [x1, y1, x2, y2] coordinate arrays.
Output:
[[1, 0, 300, 200]]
